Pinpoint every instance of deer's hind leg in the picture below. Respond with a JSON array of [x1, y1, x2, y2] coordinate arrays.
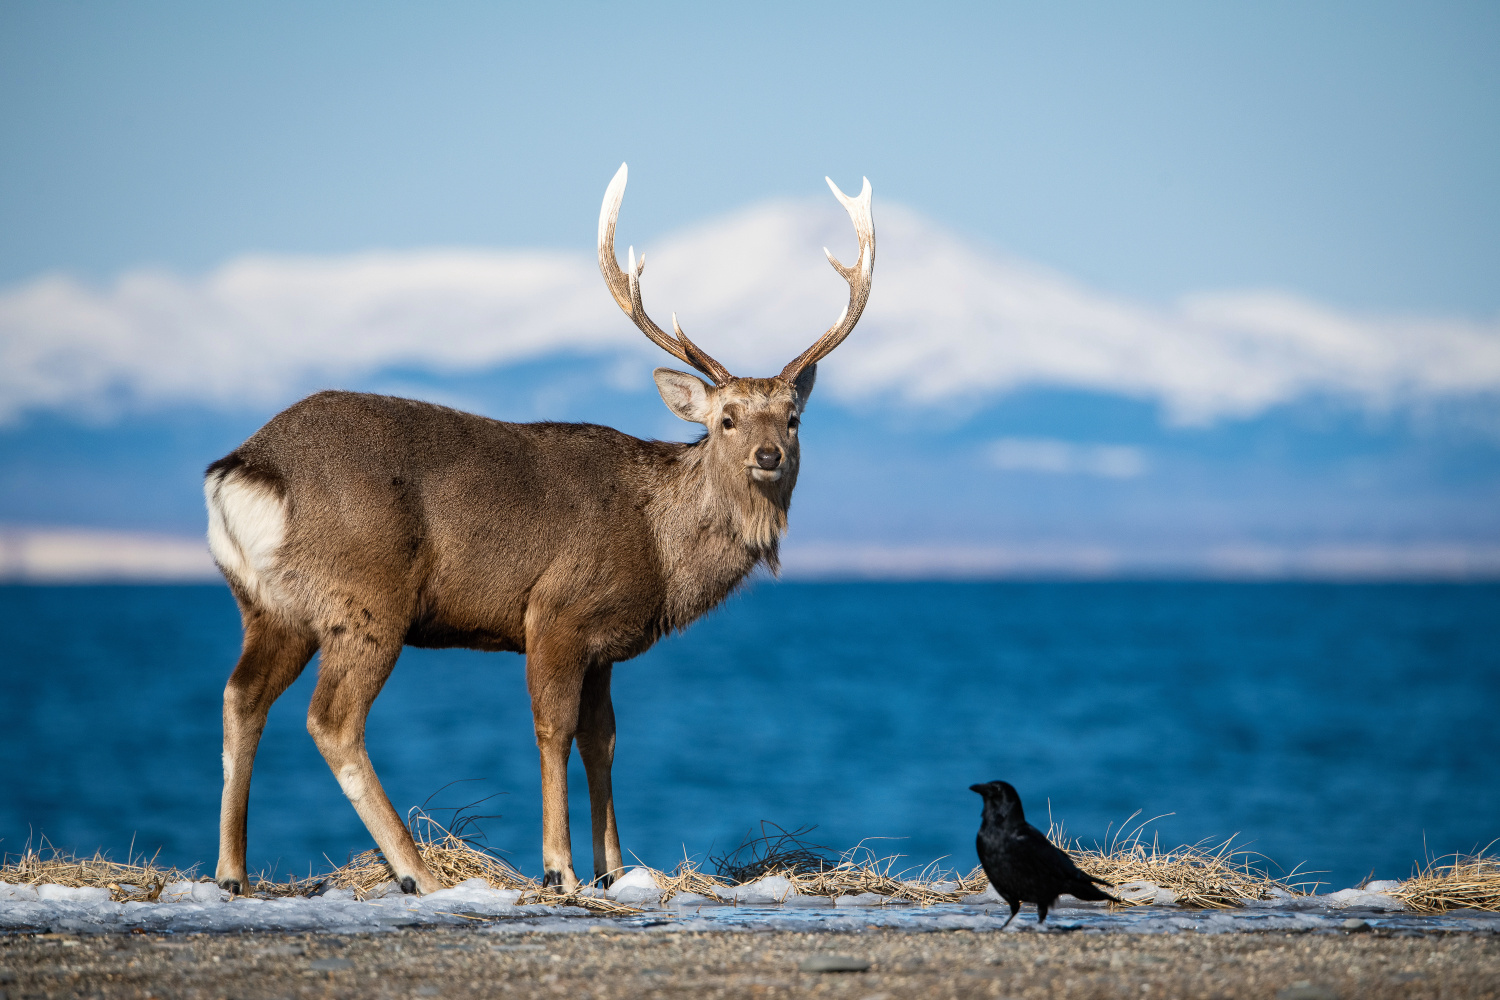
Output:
[[577, 662, 624, 887], [216, 613, 317, 895], [306, 630, 441, 895]]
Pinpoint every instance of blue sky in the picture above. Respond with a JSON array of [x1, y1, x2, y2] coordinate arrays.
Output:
[[2, 1, 1498, 577]]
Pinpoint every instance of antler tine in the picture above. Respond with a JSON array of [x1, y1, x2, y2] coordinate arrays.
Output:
[[672, 314, 733, 385], [598, 163, 733, 385], [779, 176, 876, 383]]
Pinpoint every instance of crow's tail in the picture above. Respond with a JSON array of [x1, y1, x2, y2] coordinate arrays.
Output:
[[1070, 877, 1122, 904]]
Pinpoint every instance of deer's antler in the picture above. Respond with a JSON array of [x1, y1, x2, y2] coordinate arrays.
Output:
[[598, 163, 733, 385], [779, 176, 876, 384]]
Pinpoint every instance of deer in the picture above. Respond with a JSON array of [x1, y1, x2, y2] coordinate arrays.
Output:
[[203, 163, 875, 896]]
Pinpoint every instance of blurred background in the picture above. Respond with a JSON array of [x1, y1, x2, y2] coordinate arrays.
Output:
[[1, 2, 1497, 892]]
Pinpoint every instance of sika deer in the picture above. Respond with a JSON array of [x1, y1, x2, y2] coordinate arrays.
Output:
[[205, 164, 875, 894]]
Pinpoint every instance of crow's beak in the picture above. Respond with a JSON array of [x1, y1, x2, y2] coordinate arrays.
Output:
[[969, 784, 986, 795]]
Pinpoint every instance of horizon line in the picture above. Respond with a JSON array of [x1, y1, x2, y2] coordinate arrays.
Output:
[[3, 528, 1497, 585]]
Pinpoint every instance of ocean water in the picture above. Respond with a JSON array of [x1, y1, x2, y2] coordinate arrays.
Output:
[[0, 581, 1495, 893]]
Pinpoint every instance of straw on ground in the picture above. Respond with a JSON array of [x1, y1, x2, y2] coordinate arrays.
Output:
[[6, 823, 1498, 914], [1392, 851, 1500, 914]]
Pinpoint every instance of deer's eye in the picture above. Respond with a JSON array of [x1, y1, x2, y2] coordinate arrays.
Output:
[[788, 416, 800, 431], [720, 416, 735, 430]]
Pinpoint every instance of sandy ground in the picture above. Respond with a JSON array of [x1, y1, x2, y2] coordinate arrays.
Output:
[[1, 924, 1497, 1000]]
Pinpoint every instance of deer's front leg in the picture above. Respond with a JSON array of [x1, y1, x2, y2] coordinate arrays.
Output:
[[577, 662, 624, 887], [525, 630, 588, 891]]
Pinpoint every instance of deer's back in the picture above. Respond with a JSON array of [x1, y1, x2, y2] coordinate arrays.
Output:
[[207, 390, 677, 657]]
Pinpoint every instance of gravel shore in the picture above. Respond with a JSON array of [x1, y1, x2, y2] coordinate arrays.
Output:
[[2, 924, 1496, 999]]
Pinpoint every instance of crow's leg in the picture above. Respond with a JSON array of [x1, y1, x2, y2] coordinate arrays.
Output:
[[1036, 899, 1050, 925], [999, 899, 1021, 929]]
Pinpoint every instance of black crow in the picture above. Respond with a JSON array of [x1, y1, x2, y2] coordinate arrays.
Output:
[[971, 780, 1120, 928]]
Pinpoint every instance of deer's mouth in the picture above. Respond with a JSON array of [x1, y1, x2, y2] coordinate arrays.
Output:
[[749, 467, 783, 483]]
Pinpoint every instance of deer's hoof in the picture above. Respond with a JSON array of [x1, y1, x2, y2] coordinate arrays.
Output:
[[542, 869, 564, 889], [597, 871, 617, 890], [217, 878, 243, 897], [399, 876, 418, 895]]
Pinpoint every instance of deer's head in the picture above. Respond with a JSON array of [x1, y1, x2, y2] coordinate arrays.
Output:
[[597, 164, 875, 503]]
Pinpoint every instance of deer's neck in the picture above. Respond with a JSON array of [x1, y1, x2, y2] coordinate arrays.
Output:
[[644, 441, 792, 630]]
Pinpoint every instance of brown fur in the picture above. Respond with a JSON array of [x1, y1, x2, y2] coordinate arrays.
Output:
[[208, 369, 815, 894]]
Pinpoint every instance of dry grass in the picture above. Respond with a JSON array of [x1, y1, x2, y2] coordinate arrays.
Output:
[[319, 813, 643, 916], [10, 816, 1496, 915], [0, 829, 1312, 912], [649, 856, 728, 904], [0, 839, 201, 903], [653, 820, 1307, 910], [646, 850, 979, 906], [785, 842, 985, 906], [1054, 812, 1312, 909], [1065, 839, 1306, 909], [1391, 851, 1500, 914]]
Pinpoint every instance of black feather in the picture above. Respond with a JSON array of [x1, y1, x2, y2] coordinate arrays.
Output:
[[970, 780, 1121, 928]]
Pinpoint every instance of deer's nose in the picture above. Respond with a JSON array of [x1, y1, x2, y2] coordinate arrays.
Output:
[[755, 447, 782, 470]]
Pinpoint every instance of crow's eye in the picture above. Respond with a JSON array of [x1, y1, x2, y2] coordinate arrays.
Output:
[[721, 416, 735, 430]]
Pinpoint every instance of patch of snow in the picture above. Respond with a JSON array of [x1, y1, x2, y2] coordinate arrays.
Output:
[[1320, 888, 1406, 911], [717, 875, 795, 904], [781, 893, 833, 908], [1114, 880, 1159, 903], [159, 881, 230, 904], [419, 878, 523, 913], [605, 867, 661, 905], [1056, 894, 1111, 908], [36, 885, 112, 904], [363, 880, 402, 899], [835, 892, 888, 907], [663, 892, 723, 907], [1112, 880, 1179, 906], [962, 884, 1001, 905]]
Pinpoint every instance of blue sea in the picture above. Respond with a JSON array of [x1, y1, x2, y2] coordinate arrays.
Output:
[[1, 581, 1496, 893]]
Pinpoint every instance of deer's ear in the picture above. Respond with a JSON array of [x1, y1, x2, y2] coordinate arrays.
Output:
[[654, 368, 714, 424], [792, 363, 817, 412]]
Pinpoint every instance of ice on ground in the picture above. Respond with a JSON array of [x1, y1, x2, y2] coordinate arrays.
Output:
[[418, 878, 524, 913], [0, 880, 1483, 936], [1318, 888, 1407, 911], [662, 892, 723, 908], [1056, 894, 1111, 908], [0, 880, 580, 935], [835, 892, 888, 907], [963, 885, 1001, 904]]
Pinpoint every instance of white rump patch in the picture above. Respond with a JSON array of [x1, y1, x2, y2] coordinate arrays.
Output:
[[205, 469, 287, 608]]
